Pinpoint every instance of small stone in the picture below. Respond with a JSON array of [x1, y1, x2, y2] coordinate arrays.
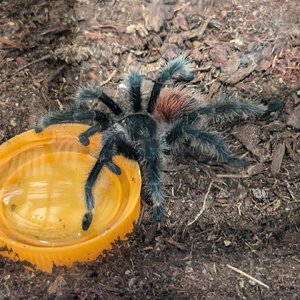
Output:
[[128, 277, 136, 288], [224, 240, 232, 246], [239, 279, 245, 288], [185, 266, 194, 273], [10, 118, 17, 127], [252, 188, 267, 200], [248, 279, 256, 286]]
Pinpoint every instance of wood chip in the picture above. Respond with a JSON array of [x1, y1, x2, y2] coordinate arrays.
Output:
[[0, 37, 24, 49], [210, 44, 231, 67], [271, 142, 286, 175], [285, 141, 300, 161], [160, 42, 179, 58], [166, 238, 187, 251], [233, 124, 269, 161], [219, 51, 241, 80], [246, 163, 265, 176], [145, 1, 173, 32], [287, 104, 300, 129], [48, 275, 67, 295], [198, 16, 212, 39], [172, 12, 189, 31], [222, 62, 257, 85]]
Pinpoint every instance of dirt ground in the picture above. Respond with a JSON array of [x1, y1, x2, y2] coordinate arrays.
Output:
[[0, 0, 300, 299]]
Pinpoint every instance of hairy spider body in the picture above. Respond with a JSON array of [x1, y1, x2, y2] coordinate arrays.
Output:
[[154, 88, 200, 121], [35, 57, 282, 231]]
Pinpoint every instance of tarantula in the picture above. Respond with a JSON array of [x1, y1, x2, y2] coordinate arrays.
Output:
[[35, 57, 282, 231]]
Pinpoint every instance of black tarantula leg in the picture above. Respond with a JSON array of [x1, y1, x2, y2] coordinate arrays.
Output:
[[128, 72, 142, 112], [189, 128, 247, 167], [76, 110, 111, 145], [75, 87, 123, 115], [78, 124, 103, 146], [35, 110, 110, 133], [83, 158, 106, 231], [82, 132, 128, 231], [165, 122, 247, 167], [139, 138, 164, 221], [147, 57, 194, 113], [195, 99, 283, 121], [115, 140, 139, 161]]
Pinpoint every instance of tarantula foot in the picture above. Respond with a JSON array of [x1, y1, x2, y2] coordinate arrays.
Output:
[[153, 204, 164, 222], [78, 134, 90, 146], [162, 148, 171, 155], [106, 161, 122, 175], [82, 211, 93, 231], [267, 99, 283, 114], [35, 127, 43, 133]]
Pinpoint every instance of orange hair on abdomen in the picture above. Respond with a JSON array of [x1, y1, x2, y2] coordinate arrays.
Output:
[[153, 88, 199, 122]]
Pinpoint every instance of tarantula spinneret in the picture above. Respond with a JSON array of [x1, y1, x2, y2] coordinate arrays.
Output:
[[35, 57, 282, 231]]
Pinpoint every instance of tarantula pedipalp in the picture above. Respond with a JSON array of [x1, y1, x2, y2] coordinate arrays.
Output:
[[35, 57, 282, 231]]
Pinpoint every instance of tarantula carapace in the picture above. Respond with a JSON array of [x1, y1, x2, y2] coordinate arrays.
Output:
[[35, 57, 282, 231]]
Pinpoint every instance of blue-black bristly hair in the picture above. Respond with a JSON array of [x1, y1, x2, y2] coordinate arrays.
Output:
[[35, 109, 110, 133], [128, 72, 142, 112], [196, 99, 283, 120], [75, 87, 123, 115]]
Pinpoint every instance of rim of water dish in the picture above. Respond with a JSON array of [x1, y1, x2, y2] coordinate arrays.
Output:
[[0, 124, 141, 272]]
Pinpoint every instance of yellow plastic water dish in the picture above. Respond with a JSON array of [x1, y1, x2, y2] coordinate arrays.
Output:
[[0, 124, 141, 272]]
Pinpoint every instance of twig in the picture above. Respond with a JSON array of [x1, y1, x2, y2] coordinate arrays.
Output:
[[43, 65, 66, 88], [137, 206, 145, 226], [227, 264, 270, 289], [91, 23, 123, 32], [285, 180, 296, 200], [188, 181, 213, 226], [0, 37, 24, 49], [198, 16, 212, 39], [174, 2, 190, 12], [216, 174, 250, 178], [193, 66, 212, 72], [166, 238, 187, 251], [101, 70, 117, 86], [16, 55, 52, 73], [38, 26, 70, 36]]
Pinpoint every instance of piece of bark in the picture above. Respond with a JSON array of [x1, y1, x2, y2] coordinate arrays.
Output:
[[48, 275, 67, 295], [145, 1, 173, 32], [167, 17, 211, 44], [210, 44, 231, 67], [285, 141, 300, 162], [271, 142, 286, 175], [219, 51, 241, 81], [222, 62, 257, 85], [233, 124, 269, 161], [160, 42, 179, 58], [246, 163, 265, 176], [172, 12, 189, 31], [287, 104, 300, 129]]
